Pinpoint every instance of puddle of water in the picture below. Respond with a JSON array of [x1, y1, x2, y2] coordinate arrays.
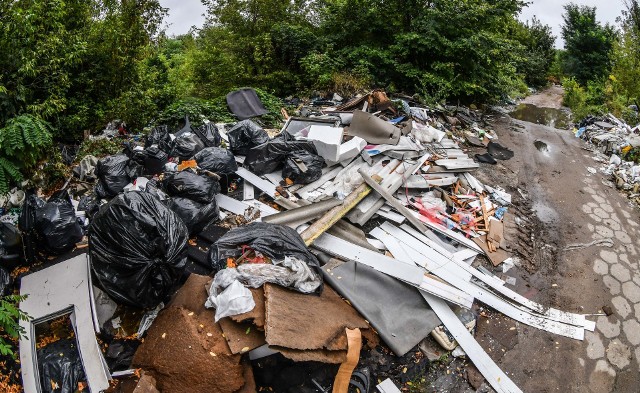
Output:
[[534, 140, 549, 152], [532, 200, 559, 225], [510, 103, 571, 129]]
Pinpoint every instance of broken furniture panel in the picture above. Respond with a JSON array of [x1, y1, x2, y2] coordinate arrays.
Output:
[[19, 253, 111, 393]]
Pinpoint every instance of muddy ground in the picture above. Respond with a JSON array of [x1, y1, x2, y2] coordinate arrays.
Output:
[[470, 85, 640, 393]]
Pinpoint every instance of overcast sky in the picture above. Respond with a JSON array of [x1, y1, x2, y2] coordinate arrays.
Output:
[[159, 0, 625, 48]]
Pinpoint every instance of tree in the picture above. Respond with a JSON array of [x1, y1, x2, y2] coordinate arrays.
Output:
[[610, 0, 640, 107], [561, 4, 617, 84], [513, 17, 556, 87]]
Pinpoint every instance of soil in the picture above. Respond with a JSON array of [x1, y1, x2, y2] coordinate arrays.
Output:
[[469, 86, 640, 392]]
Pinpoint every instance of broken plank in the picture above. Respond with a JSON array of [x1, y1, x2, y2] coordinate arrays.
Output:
[[236, 167, 277, 197], [422, 293, 523, 393], [312, 233, 424, 286]]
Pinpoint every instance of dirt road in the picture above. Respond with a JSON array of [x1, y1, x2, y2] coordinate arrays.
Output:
[[473, 87, 640, 392]]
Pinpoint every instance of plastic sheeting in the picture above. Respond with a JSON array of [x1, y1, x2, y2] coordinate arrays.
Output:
[[89, 191, 188, 308], [205, 279, 255, 322]]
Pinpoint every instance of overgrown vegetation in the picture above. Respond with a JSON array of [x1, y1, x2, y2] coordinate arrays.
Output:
[[0, 295, 31, 357], [0, 0, 572, 194], [0, 115, 52, 193], [559, 1, 640, 125]]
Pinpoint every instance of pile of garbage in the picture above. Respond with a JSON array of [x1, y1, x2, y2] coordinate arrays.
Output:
[[575, 114, 640, 205], [1, 88, 598, 393]]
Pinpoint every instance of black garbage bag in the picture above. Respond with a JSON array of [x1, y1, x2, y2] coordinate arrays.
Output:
[[0, 265, 11, 296], [207, 222, 323, 293], [171, 133, 205, 161], [143, 146, 168, 175], [193, 147, 238, 174], [475, 153, 497, 165], [0, 223, 22, 270], [192, 122, 222, 147], [146, 125, 172, 152], [162, 170, 220, 204], [77, 195, 100, 219], [167, 197, 220, 235], [105, 339, 141, 372], [0, 222, 21, 252], [282, 151, 325, 184], [89, 191, 189, 308], [245, 140, 317, 176], [34, 190, 84, 255], [227, 120, 269, 156], [37, 338, 86, 393], [487, 142, 514, 160], [95, 154, 134, 199], [18, 190, 43, 264]]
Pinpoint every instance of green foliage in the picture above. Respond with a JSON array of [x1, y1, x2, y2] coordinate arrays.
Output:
[[512, 17, 557, 87], [157, 88, 284, 129], [0, 295, 31, 358], [561, 4, 617, 85], [0, 114, 52, 193], [76, 138, 123, 162]]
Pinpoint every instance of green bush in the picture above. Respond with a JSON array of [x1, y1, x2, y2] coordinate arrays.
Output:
[[0, 295, 30, 358], [76, 138, 123, 162], [0, 115, 52, 194]]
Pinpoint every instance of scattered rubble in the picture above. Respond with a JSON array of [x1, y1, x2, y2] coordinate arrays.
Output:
[[0, 87, 607, 393]]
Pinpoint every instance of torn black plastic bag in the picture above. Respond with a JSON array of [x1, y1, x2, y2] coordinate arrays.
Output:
[[227, 120, 269, 156], [143, 146, 168, 175], [95, 154, 136, 199], [89, 191, 189, 308], [207, 222, 323, 294], [475, 153, 497, 165], [282, 150, 325, 184], [487, 141, 514, 160], [244, 140, 318, 176], [193, 147, 238, 174], [145, 125, 173, 152], [171, 132, 205, 161], [0, 223, 21, 273], [37, 338, 86, 393], [162, 170, 220, 204], [34, 190, 84, 255], [192, 122, 222, 147], [0, 266, 11, 296], [167, 197, 220, 235]]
